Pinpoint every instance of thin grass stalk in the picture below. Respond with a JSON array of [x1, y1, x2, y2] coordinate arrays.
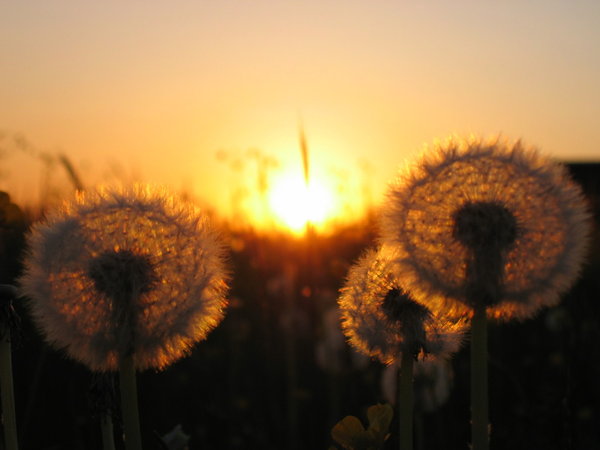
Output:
[[0, 331, 18, 450], [58, 154, 85, 192], [470, 305, 489, 450], [119, 354, 142, 450], [101, 414, 116, 450], [298, 119, 309, 187], [398, 351, 414, 450], [284, 297, 299, 450]]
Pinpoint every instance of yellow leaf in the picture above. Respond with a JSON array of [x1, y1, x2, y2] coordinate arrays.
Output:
[[331, 416, 369, 449], [366, 404, 393, 438]]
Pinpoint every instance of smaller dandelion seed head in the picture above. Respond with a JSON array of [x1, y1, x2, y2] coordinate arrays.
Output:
[[453, 201, 518, 251], [88, 249, 157, 301], [338, 249, 465, 365]]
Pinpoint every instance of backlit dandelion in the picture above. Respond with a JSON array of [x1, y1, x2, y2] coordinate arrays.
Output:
[[380, 136, 591, 450], [339, 248, 464, 365], [339, 248, 465, 450], [381, 136, 591, 321], [20, 185, 229, 372], [21, 185, 229, 450]]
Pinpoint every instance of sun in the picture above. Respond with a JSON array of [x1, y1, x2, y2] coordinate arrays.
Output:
[[269, 174, 335, 233]]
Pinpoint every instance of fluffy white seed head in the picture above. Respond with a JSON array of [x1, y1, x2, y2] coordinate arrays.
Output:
[[20, 185, 229, 371], [338, 248, 465, 365], [380, 136, 591, 320]]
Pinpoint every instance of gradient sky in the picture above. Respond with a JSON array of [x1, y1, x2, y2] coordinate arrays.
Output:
[[2, 1, 599, 226]]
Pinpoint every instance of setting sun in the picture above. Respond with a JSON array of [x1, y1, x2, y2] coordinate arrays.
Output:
[[269, 174, 334, 233]]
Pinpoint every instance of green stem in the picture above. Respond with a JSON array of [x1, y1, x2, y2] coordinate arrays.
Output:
[[0, 331, 18, 450], [471, 305, 489, 450], [101, 413, 116, 450], [119, 354, 142, 450], [398, 351, 414, 450]]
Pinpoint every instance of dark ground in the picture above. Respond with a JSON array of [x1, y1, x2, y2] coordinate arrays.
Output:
[[2, 163, 599, 449]]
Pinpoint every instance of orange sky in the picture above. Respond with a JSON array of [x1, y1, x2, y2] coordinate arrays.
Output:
[[1, 1, 599, 230]]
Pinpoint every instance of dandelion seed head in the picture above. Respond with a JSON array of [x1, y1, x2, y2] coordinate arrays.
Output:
[[338, 248, 465, 365], [20, 185, 229, 371], [381, 136, 591, 320]]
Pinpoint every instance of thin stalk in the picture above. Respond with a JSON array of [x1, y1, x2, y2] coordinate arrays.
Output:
[[0, 332, 18, 450], [284, 303, 299, 450], [398, 351, 414, 450], [470, 305, 489, 450], [101, 414, 116, 450], [119, 354, 142, 450]]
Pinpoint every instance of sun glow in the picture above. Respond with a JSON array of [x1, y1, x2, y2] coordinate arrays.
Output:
[[269, 174, 335, 233]]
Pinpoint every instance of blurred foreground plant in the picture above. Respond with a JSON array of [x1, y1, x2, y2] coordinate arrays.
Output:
[[157, 424, 190, 450], [0, 192, 26, 450], [331, 404, 393, 450], [0, 284, 20, 450], [20, 185, 229, 450]]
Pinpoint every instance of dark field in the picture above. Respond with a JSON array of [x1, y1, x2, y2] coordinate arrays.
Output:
[[3, 163, 600, 450]]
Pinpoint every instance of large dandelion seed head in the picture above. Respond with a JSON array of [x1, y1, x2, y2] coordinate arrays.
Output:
[[20, 185, 229, 371], [381, 136, 591, 320], [338, 248, 465, 365]]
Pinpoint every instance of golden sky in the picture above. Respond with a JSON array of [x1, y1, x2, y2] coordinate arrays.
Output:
[[1, 1, 599, 230]]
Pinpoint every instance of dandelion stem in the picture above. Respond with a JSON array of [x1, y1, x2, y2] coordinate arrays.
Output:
[[0, 330, 18, 450], [119, 354, 142, 450], [470, 305, 489, 450], [398, 351, 414, 450], [101, 414, 116, 450]]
